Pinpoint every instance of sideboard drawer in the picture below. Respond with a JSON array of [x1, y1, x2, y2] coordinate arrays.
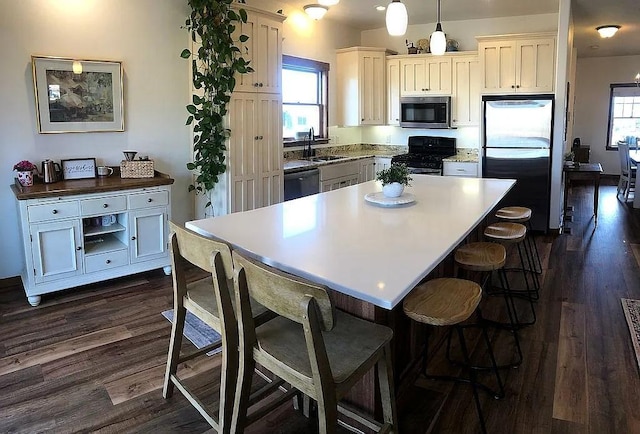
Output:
[[81, 195, 127, 216], [84, 249, 128, 273], [27, 201, 79, 222], [129, 191, 169, 209]]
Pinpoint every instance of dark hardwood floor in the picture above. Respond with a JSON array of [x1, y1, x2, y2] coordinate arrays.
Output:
[[1, 180, 640, 433]]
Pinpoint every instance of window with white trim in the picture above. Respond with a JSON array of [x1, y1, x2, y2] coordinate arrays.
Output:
[[282, 55, 329, 144], [607, 84, 640, 150]]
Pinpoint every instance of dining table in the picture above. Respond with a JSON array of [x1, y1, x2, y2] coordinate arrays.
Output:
[[630, 149, 640, 208], [185, 175, 515, 416]]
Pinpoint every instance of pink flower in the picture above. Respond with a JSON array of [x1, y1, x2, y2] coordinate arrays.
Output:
[[13, 160, 37, 171]]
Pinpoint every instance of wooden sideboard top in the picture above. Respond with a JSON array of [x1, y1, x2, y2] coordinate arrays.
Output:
[[10, 167, 175, 200]]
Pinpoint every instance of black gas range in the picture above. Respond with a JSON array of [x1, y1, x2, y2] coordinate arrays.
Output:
[[391, 136, 456, 175]]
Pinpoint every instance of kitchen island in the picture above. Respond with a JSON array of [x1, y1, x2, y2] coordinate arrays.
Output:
[[186, 175, 514, 417]]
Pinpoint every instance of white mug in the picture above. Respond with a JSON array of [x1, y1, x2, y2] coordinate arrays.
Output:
[[101, 214, 116, 226], [97, 166, 114, 177]]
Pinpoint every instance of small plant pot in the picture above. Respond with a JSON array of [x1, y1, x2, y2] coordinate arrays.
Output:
[[16, 170, 34, 187], [382, 182, 404, 198]]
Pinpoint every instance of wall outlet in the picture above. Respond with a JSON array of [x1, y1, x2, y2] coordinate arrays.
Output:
[[386, 135, 392, 144]]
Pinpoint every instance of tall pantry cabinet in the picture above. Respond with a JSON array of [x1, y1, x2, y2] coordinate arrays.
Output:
[[205, 6, 285, 215]]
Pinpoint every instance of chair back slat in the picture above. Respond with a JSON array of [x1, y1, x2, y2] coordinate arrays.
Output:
[[232, 252, 335, 331]]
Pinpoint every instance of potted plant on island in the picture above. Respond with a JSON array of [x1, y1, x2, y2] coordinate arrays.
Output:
[[376, 163, 412, 198], [13, 160, 37, 187]]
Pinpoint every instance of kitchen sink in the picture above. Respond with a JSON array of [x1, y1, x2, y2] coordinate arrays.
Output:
[[308, 155, 347, 162]]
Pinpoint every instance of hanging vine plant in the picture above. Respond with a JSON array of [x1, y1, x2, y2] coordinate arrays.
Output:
[[181, 0, 253, 208]]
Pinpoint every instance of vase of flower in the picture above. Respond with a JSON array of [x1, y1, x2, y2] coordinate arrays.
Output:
[[14, 160, 37, 187]]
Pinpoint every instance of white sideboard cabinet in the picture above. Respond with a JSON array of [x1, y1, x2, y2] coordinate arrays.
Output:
[[12, 172, 174, 306]]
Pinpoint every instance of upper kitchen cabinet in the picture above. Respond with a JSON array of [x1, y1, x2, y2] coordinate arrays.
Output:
[[233, 7, 284, 94], [477, 33, 556, 94], [399, 56, 452, 96], [387, 57, 400, 126], [451, 55, 480, 127], [336, 47, 396, 126]]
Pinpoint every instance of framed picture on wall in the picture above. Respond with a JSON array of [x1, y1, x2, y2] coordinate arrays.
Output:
[[32, 56, 124, 133]]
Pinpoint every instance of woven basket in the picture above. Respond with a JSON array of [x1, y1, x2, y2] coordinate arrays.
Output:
[[120, 160, 154, 178]]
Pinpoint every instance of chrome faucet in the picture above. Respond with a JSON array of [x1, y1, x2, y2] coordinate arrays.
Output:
[[303, 127, 316, 158]]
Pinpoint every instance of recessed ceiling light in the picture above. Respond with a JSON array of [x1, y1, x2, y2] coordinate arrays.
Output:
[[596, 25, 621, 38], [590, 45, 600, 50], [376, 5, 386, 11]]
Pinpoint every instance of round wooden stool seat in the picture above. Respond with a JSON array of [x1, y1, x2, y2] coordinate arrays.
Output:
[[495, 206, 532, 223], [403, 278, 482, 327], [455, 242, 507, 271], [484, 222, 526, 243]]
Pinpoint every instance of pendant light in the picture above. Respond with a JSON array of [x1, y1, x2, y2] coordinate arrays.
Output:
[[429, 0, 447, 55], [386, 0, 408, 36]]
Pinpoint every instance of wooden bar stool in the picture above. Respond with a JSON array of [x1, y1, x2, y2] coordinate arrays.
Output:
[[403, 278, 504, 434], [232, 251, 397, 434], [454, 242, 523, 366], [495, 206, 542, 277], [484, 222, 537, 326]]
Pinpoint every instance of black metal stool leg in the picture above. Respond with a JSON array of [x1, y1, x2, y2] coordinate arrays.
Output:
[[526, 221, 543, 275], [456, 326, 488, 434]]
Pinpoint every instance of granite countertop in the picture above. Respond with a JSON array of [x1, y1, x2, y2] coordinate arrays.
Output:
[[442, 149, 479, 163], [284, 144, 405, 173]]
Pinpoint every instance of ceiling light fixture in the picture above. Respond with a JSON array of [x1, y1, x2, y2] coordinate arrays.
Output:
[[376, 5, 386, 11], [635, 72, 640, 87], [304, 4, 328, 20], [386, 0, 408, 36], [596, 25, 620, 38], [429, 0, 446, 55], [318, 0, 339, 5]]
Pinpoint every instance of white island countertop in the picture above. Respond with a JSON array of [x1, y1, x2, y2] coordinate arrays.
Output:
[[187, 176, 515, 309]]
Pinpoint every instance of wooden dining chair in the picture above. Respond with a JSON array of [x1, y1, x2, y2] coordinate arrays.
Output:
[[231, 251, 397, 434], [617, 141, 636, 202], [163, 222, 270, 433]]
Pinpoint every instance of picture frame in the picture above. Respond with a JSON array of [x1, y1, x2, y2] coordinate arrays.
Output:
[[61, 158, 97, 180], [32, 56, 124, 133]]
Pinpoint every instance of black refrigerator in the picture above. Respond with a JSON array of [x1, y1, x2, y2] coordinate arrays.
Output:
[[482, 95, 554, 233]]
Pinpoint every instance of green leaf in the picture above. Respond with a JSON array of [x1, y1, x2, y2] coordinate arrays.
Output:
[[186, 104, 197, 114], [239, 34, 248, 43], [180, 48, 191, 59], [186, 115, 194, 125], [239, 9, 248, 23]]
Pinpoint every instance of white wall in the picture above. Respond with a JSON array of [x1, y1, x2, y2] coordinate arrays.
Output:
[[0, 0, 192, 278], [573, 55, 640, 175], [362, 14, 559, 56]]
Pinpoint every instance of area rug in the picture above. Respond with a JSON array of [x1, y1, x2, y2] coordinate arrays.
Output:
[[621, 299, 640, 373], [162, 309, 222, 356]]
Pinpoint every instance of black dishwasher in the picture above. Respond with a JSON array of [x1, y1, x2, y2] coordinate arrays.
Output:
[[284, 168, 320, 201]]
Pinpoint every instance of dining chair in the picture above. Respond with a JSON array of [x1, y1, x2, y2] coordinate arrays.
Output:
[[231, 251, 397, 434], [617, 141, 636, 202], [163, 222, 271, 433]]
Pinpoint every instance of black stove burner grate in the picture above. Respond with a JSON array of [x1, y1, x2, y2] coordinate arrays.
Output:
[[391, 136, 456, 169]]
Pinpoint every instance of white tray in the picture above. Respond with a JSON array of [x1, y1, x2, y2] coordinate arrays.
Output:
[[364, 192, 416, 207]]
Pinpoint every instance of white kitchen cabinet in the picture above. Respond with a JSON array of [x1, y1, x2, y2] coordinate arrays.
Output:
[[14, 183, 172, 306], [375, 157, 392, 174], [387, 57, 400, 125], [400, 56, 452, 96], [233, 7, 283, 94], [443, 161, 479, 177], [477, 33, 556, 94], [227, 92, 283, 213], [451, 55, 480, 127], [359, 158, 376, 182], [337, 47, 394, 126], [208, 6, 285, 215], [320, 161, 360, 192]]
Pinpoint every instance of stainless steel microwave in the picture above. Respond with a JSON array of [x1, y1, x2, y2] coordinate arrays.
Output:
[[400, 96, 451, 128]]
